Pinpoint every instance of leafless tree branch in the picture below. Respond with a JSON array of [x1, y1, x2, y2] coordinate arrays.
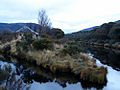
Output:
[[38, 9, 52, 32]]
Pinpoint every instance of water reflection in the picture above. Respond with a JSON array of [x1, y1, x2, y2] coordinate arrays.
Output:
[[96, 59, 120, 90], [30, 82, 83, 90], [0, 59, 105, 90], [0, 61, 34, 90], [88, 46, 120, 70], [1, 45, 120, 90]]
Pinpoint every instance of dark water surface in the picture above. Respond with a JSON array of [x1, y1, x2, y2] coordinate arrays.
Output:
[[0, 46, 120, 90]]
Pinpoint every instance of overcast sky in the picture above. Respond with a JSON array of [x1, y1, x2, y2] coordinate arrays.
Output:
[[0, 0, 120, 33]]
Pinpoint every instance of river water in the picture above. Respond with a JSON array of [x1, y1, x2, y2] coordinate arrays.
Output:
[[0, 46, 120, 90]]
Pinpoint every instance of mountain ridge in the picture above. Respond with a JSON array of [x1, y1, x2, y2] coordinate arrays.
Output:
[[0, 23, 41, 32], [65, 20, 120, 41]]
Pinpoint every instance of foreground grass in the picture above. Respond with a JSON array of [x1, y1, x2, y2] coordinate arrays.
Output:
[[19, 50, 107, 84], [0, 39, 107, 85]]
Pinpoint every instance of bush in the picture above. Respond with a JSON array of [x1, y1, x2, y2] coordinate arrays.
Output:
[[61, 43, 81, 56], [44, 28, 64, 39], [32, 38, 53, 50], [108, 27, 120, 39], [16, 41, 29, 52], [0, 30, 16, 43], [23, 33, 33, 45], [51, 28, 64, 39], [2, 44, 11, 55], [16, 33, 33, 53]]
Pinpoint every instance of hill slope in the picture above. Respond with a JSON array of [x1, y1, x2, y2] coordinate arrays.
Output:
[[0, 23, 41, 32], [65, 20, 120, 43]]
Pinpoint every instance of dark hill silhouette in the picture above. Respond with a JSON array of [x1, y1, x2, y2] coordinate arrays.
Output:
[[65, 20, 120, 43]]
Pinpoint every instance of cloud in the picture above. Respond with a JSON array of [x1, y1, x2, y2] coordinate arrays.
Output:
[[0, 0, 120, 33]]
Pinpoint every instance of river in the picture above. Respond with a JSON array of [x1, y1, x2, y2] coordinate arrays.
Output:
[[0, 46, 120, 90]]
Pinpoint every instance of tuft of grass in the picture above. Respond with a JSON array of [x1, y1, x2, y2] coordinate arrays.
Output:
[[1, 38, 107, 84], [80, 67, 107, 84]]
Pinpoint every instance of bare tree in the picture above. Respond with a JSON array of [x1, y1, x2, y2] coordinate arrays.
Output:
[[38, 9, 52, 32]]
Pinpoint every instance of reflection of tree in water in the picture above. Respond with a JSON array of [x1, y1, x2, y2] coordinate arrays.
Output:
[[25, 63, 105, 89], [6, 71, 23, 90], [5, 74, 32, 90], [0, 64, 11, 83], [0, 60, 106, 90], [22, 68, 34, 84], [0, 63, 34, 90], [88, 46, 120, 70]]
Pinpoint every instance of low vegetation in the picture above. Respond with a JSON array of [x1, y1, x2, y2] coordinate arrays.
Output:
[[0, 36, 108, 85], [60, 42, 81, 56], [20, 49, 107, 84], [65, 21, 120, 49], [0, 23, 108, 85], [0, 35, 107, 85], [32, 38, 53, 50]]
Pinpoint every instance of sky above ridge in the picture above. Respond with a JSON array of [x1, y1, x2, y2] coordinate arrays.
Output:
[[0, 0, 120, 33]]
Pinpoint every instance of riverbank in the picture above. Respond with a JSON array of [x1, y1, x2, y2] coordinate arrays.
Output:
[[87, 41, 120, 50], [1, 47, 120, 90], [0, 38, 107, 85]]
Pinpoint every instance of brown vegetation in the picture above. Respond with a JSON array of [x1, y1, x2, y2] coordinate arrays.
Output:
[[0, 36, 107, 85], [15, 49, 107, 84]]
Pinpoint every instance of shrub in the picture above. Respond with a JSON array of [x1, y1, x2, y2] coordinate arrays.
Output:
[[16, 41, 29, 52], [0, 30, 16, 43], [2, 44, 11, 55], [23, 33, 33, 45], [108, 27, 120, 39], [32, 38, 53, 50], [61, 44, 81, 56], [45, 28, 64, 39]]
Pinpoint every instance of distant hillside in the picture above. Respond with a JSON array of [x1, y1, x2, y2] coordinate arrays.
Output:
[[0, 23, 41, 32], [65, 20, 120, 43], [81, 26, 98, 32], [0, 23, 64, 42]]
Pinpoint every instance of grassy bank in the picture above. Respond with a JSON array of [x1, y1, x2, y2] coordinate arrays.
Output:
[[0, 38, 107, 85]]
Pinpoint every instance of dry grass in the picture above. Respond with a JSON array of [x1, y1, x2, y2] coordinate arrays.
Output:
[[27, 51, 107, 84], [80, 66, 107, 84], [26, 50, 75, 73], [26, 51, 100, 75], [27, 50, 56, 65], [0, 40, 107, 84]]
